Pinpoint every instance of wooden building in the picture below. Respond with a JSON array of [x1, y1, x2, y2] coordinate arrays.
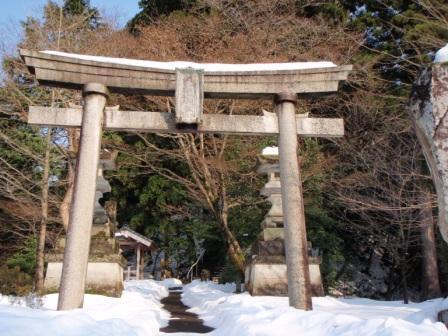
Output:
[[115, 227, 157, 280]]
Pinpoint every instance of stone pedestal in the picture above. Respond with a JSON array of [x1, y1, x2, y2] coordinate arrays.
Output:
[[45, 151, 125, 296], [44, 226, 125, 296], [245, 146, 324, 297], [245, 256, 324, 296], [45, 260, 124, 296]]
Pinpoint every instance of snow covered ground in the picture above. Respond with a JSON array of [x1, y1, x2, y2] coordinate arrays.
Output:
[[0, 280, 170, 336], [1, 279, 448, 335], [183, 281, 448, 336]]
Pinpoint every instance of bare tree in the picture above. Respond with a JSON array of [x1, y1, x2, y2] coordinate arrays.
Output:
[[34, 128, 51, 292], [115, 100, 261, 274], [419, 192, 442, 299], [327, 84, 440, 301], [0, 2, 115, 283], [96, 0, 359, 273]]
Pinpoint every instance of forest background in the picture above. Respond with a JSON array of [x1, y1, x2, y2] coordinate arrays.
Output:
[[0, 0, 447, 303]]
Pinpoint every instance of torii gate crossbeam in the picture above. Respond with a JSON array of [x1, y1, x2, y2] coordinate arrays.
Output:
[[20, 49, 351, 312]]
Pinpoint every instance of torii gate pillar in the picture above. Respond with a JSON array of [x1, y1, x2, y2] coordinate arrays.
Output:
[[58, 83, 108, 310], [276, 93, 312, 310]]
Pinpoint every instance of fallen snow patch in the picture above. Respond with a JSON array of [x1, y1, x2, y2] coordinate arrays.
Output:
[[0, 280, 169, 336], [434, 44, 448, 63], [159, 278, 183, 289], [3, 279, 448, 336], [261, 146, 279, 158], [182, 280, 448, 336], [41, 50, 337, 72]]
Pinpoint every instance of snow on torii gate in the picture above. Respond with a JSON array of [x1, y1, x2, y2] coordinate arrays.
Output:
[[20, 49, 352, 311]]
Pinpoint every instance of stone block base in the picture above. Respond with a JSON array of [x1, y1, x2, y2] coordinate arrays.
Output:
[[253, 240, 285, 256], [259, 228, 284, 241], [245, 262, 324, 297], [44, 262, 123, 297]]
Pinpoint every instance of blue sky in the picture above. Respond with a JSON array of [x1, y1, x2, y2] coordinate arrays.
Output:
[[0, 0, 140, 53], [1, 0, 140, 25]]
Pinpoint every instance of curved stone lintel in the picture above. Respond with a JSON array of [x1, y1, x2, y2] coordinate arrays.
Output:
[[20, 49, 352, 98]]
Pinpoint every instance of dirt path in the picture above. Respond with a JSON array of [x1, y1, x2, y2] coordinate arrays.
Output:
[[160, 291, 214, 334]]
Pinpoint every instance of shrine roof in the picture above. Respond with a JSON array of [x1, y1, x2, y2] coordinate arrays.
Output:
[[115, 226, 156, 251]]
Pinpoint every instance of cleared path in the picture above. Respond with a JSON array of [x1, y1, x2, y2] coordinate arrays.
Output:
[[160, 291, 213, 334]]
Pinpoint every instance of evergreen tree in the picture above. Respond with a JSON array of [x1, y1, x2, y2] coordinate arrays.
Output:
[[63, 0, 101, 28], [63, 0, 90, 15], [128, 0, 196, 33], [342, 0, 448, 82]]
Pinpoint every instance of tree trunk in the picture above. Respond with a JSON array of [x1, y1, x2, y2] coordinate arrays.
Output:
[[59, 129, 78, 232], [420, 191, 442, 299], [152, 251, 161, 276], [219, 213, 245, 275], [212, 172, 246, 276], [35, 128, 52, 292], [386, 266, 394, 301], [60, 167, 73, 232], [400, 258, 409, 304]]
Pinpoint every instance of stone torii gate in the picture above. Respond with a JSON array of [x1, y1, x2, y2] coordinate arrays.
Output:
[[20, 49, 351, 311]]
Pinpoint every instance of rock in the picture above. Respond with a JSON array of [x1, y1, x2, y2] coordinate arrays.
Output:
[[409, 64, 448, 242]]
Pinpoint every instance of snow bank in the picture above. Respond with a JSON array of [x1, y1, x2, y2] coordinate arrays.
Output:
[[159, 278, 183, 289], [0, 280, 169, 336], [261, 146, 279, 158], [3, 279, 448, 336], [182, 280, 448, 336], [434, 44, 448, 63], [41, 50, 337, 72]]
